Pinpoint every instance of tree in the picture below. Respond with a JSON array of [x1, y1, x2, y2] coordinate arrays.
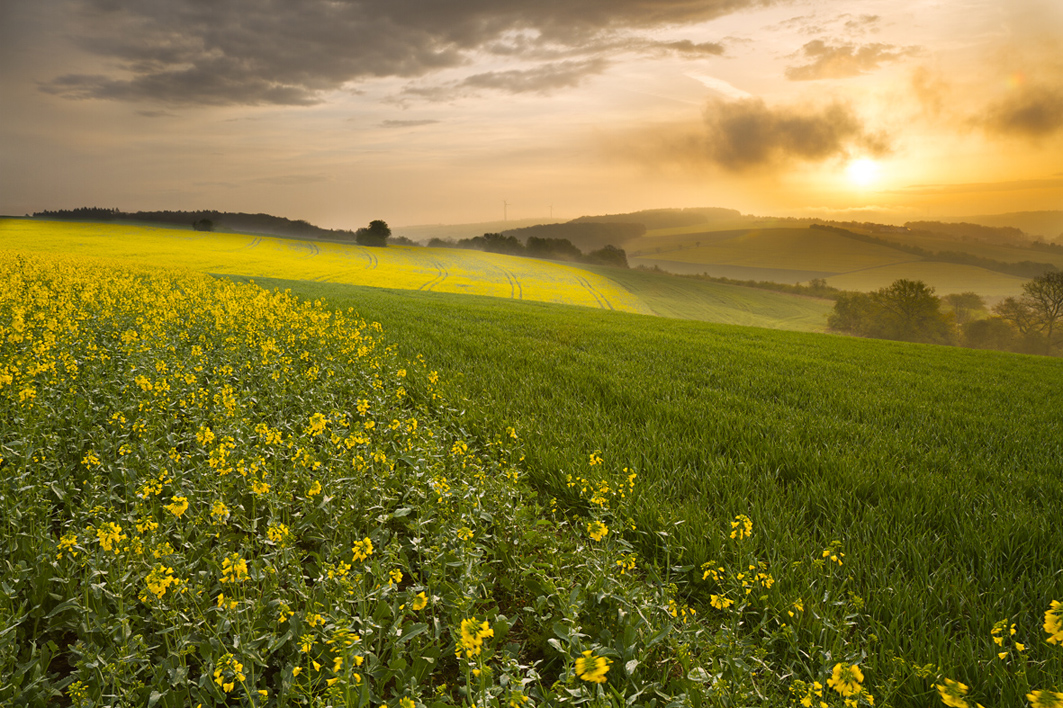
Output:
[[871, 279, 953, 344], [827, 280, 953, 344], [1021, 271, 1063, 350], [192, 218, 214, 232], [355, 220, 390, 247], [943, 292, 986, 326]]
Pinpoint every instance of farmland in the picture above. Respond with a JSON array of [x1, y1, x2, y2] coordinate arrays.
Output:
[[626, 226, 1044, 299], [0, 219, 651, 315], [252, 276, 1063, 708], [2, 221, 1062, 707], [0, 219, 837, 332]]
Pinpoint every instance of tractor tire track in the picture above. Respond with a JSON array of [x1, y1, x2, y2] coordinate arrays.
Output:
[[497, 267, 523, 300], [419, 260, 449, 291], [577, 276, 613, 310]]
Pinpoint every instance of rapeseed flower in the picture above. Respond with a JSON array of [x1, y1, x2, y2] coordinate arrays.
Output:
[[936, 678, 970, 708], [587, 521, 608, 541], [145, 564, 179, 599], [730, 514, 752, 540], [412, 591, 428, 610], [57, 532, 78, 559], [574, 650, 610, 683], [352, 537, 373, 561], [1045, 601, 1063, 644], [828, 663, 864, 698], [307, 480, 322, 498], [399, 698, 415, 708], [1028, 690, 1063, 708], [458, 617, 494, 658], [220, 553, 248, 583], [164, 495, 189, 518], [710, 594, 734, 610], [96, 522, 126, 554]]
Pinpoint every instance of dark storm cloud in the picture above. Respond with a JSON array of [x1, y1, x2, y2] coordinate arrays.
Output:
[[700, 97, 890, 170], [41, 0, 763, 106], [785, 40, 917, 80], [979, 85, 1063, 139]]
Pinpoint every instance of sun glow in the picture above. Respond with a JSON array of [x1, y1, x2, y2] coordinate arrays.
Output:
[[846, 158, 880, 187]]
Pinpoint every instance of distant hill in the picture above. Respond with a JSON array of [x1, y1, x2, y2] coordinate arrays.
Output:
[[501, 222, 645, 252], [941, 211, 1063, 240], [32, 207, 360, 241]]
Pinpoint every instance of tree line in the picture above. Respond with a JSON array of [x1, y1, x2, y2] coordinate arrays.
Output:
[[827, 272, 1063, 355], [427, 233, 629, 268]]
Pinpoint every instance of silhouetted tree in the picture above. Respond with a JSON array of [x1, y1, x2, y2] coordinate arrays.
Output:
[[355, 220, 390, 247], [192, 218, 214, 232]]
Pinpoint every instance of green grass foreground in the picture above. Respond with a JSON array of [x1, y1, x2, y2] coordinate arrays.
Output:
[[244, 277, 1063, 708]]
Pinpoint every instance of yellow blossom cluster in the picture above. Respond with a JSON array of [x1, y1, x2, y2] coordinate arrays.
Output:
[[458, 617, 495, 659]]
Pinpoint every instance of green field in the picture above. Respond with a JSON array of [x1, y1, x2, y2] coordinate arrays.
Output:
[[628, 226, 1043, 299], [241, 276, 1063, 708], [581, 264, 834, 331]]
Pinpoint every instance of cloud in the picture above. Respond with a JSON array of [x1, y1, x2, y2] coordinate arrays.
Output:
[[978, 85, 1063, 139], [40, 0, 762, 106], [699, 97, 890, 170], [401, 58, 609, 100], [379, 119, 441, 128], [785, 40, 918, 80]]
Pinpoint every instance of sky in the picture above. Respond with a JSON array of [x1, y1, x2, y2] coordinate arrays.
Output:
[[1, 0, 1061, 230]]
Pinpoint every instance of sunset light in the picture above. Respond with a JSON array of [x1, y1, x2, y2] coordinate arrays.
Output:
[[846, 158, 880, 187]]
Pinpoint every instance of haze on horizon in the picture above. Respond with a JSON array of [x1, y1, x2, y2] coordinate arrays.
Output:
[[1, 0, 1061, 231]]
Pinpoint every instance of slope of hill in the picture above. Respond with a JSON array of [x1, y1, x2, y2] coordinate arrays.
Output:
[[0, 218, 650, 314], [1, 218, 840, 333], [626, 225, 1053, 299]]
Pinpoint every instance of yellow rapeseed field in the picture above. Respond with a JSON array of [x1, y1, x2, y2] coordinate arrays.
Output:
[[0, 219, 652, 314]]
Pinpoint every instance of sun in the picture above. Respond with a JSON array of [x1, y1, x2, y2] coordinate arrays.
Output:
[[846, 158, 880, 187]]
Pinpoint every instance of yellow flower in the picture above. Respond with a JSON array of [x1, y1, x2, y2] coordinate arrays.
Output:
[[352, 537, 373, 561], [828, 663, 864, 698], [164, 495, 189, 518], [399, 698, 415, 708], [935, 678, 969, 708], [145, 564, 179, 599], [1028, 690, 1063, 708], [458, 617, 494, 658], [57, 532, 78, 559], [389, 569, 403, 586], [574, 650, 611, 683], [307, 412, 327, 436], [412, 591, 428, 611], [307, 480, 322, 498], [96, 522, 126, 554], [730, 514, 752, 540], [1045, 601, 1063, 645], [220, 552, 248, 583], [326, 677, 339, 687], [456, 526, 474, 541], [266, 523, 291, 546], [210, 500, 229, 523], [587, 520, 608, 541], [710, 594, 734, 610], [293, 666, 303, 676]]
